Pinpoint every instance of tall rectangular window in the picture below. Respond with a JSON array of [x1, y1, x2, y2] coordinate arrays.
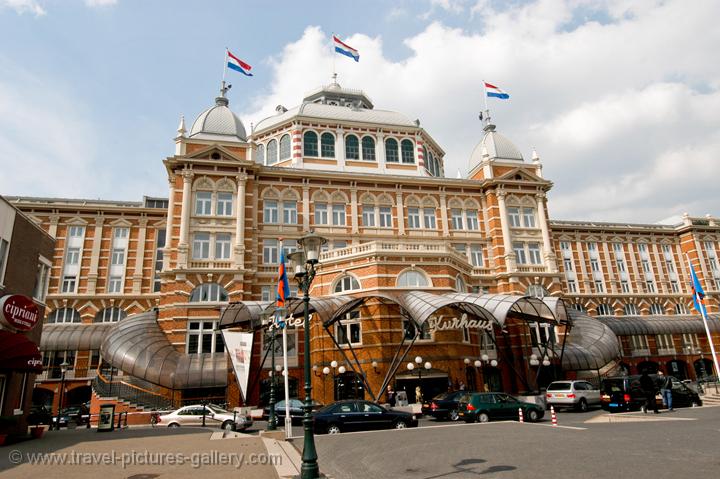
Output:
[[646, 280, 656, 293], [153, 229, 166, 293], [263, 239, 278, 264], [107, 277, 122, 293], [508, 207, 521, 227], [563, 258, 573, 271], [621, 280, 630, 293], [215, 233, 231, 259], [192, 233, 211, 259], [522, 208, 536, 228], [336, 312, 362, 346], [283, 201, 297, 224], [408, 208, 421, 229], [528, 243, 542, 265], [186, 320, 224, 354], [61, 276, 76, 293], [451, 209, 463, 230], [470, 245, 484, 267], [379, 207, 392, 228], [362, 206, 375, 227], [61, 225, 84, 293], [263, 200, 278, 223], [261, 286, 272, 302], [314, 203, 328, 225], [513, 242, 527, 264], [216, 192, 233, 216], [657, 334, 675, 353], [332, 204, 346, 226], [107, 227, 129, 294], [567, 280, 577, 293], [33, 258, 51, 301], [195, 192, 212, 216], [423, 208, 436, 229], [465, 211, 479, 230]]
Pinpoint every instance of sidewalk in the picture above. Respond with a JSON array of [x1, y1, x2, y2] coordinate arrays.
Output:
[[0, 427, 286, 479]]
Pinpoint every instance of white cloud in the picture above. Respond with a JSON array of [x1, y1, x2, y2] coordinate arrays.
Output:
[[85, 0, 117, 6], [0, 0, 45, 16], [240, 0, 720, 223]]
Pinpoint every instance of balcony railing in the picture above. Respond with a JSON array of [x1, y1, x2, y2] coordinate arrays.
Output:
[[319, 241, 471, 265], [37, 367, 99, 381], [188, 260, 234, 269], [516, 265, 547, 273]]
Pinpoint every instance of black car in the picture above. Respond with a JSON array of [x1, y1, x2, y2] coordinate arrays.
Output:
[[52, 405, 90, 428], [27, 405, 53, 426], [421, 391, 470, 421], [312, 400, 418, 434], [262, 399, 323, 425], [601, 375, 702, 412]]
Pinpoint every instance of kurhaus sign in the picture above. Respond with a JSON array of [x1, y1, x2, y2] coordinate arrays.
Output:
[[0, 294, 40, 332], [426, 313, 494, 332]]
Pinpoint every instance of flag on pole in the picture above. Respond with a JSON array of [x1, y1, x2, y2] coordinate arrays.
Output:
[[227, 50, 253, 76], [333, 35, 360, 62], [688, 259, 707, 315], [277, 249, 291, 309], [484, 81, 510, 99]]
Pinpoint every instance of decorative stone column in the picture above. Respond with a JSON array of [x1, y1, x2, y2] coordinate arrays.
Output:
[[302, 182, 310, 230], [350, 184, 359, 234], [178, 170, 193, 268], [86, 215, 104, 294], [496, 190, 516, 272], [439, 191, 449, 236], [335, 128, 345, 169], [535, 193, 557, 272], [48, 213, 60, 238], [132, 218, 148, 294], [395, 189, 405, 236], [163, 175, 176, 271], [234, 173, 247, 267], [480, 193, 495, 268]]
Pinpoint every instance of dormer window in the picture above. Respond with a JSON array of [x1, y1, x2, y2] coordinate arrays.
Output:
[[211, 152, 221, 160]]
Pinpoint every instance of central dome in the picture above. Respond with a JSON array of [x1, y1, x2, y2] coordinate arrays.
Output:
[[189, 96, 247, 142], [468, 123, 523, 172]]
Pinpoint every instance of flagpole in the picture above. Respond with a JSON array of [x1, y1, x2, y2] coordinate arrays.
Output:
[[331, 32, 337, 82], [688, 257, 720, 382], [222, 48, 228, 83], [482, 80, 489, 125], [282, 315, 291, 438]]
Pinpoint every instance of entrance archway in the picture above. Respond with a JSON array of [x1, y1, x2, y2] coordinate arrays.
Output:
[[32, 387, 54, 407], [694, 358, 714, 379], [335, 371, 365, 400], [66, 385, 91, 407], [482, 367, 503, 392], [666, 360, 688, 380]]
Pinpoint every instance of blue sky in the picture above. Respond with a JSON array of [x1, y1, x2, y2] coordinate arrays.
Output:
[[1, 0, 719, 222]]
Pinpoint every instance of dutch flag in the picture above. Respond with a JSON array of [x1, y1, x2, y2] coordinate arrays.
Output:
[[333, 35, 359, 62], [227, 50, 253, 76], [484, 81, 509, 100]]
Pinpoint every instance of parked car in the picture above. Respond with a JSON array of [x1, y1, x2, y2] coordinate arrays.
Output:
[[27, 405, 53, 426], [312, 400, 418, 434], [546, 380, 601, 412], [600, 375, 702, 412], [459, 392, 545, 423], [262, 399, 323, 425], [158, 404, 253, 431], [421, 390, 471, 421], [51, 404, 90, 428]]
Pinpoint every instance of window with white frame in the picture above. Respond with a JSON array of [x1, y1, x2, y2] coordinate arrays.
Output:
[[334, 275, 360, 293], [479, 329, 496, 352], [281, 239, 297, 259], [646, 280, 656, 293], [397, 270, 429, 287], [400, 139, 415, 163], [513, 242, 527, 264], [408, 208, 421, 229], [567, 280, 578, 293], [263, 239, 278, 264], [153, 229, 165, 293], [508, 207, 521, 227], [345, 134, 360, 160], [266, 139, 278, 165], [379, 207, 392, 228], [470, 245, 484, 267], [48, 308, 81, 324], [455, 275, 467, 292], [261, 285, 272, 302], [336, 311, 361, 345], [674, 303, 689, 315], [451, 209, 463, 230], [62, 225, 85, 293], [423, 208, 436, 229], [571, 303, 587, 313], [279, 134, 291, 161], [623, 303, 639, 315], [385, 138, 399, 163], [283, 201, 297, 224], [189, 283, 228, 302], [361, 136, 376, 161], [681, 333, 699, 351], [465, 211, 479, 230], [621, 280, 630, 293], [314, 202, 329, 225], [563, 258, 574, 271], [33, 257, 51, 302], [529, 322, 556, 348], [656, 334, 675, 353], [597, 303, 613, 316], [263, 199, 279, 223], [332, 204, 346, 226], [528, 243, 542, 265], [42, 350, 76, 379], [670, 280, 680, 293], [453, 243, 466, 255], [594, 280, 604, 293], [649, 303, 664, 315], [303, 131, 319, 157], [192, 233, 211, 259], [94, 307, 127, 323], [362, 205, 375, 227], [195, 191, 212, 216], [321, 133, 335, 158], [404, 318, 432, 341], [107, 227, 129, 294], [630, 335, 650, 354], [187, 320, 224, 354], [215, 233, 231, 260], [216, 192, 233, 216], [521, 208, 536, 228]]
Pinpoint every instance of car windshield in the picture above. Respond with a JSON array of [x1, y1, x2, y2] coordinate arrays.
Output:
[[433, 392, 451, 400], [547, 382, 572, 391], [207, 404, 229, 414]]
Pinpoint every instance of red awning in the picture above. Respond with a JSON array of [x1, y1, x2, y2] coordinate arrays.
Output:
[[0, 330, 43, 373]]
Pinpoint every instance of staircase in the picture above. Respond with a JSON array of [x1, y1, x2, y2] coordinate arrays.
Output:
[[91, 373, 174, 411], [700, 383, 720, 406]]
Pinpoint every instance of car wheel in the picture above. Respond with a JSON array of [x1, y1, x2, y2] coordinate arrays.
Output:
[[222, 421, 235, 431], [477, 412, 490, 423], [327, 424, 341, 435], [449, 409, 460, 422], [169, 423, 180, 428], [394, 420, 407, 429], [578, 399, 588, 412], [527, 409, 539, 422]]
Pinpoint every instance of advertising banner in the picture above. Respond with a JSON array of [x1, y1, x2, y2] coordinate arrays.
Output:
[[222, 331, 254, 401]]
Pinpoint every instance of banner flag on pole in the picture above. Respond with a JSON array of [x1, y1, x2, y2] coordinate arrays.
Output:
[[222, 331, 254, 401]]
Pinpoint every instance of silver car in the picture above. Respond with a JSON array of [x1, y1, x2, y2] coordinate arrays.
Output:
[[158, 404, 253, 431], [546, 380, 601, 412]]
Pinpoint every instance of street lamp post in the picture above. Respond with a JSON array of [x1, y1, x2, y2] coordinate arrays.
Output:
[[55, 361, 70, 430], [267, 316, 278, 431], [407, 356, 431, 402], [289, 231, 326, 479]]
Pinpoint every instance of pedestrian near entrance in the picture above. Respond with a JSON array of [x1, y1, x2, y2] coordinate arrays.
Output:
[[659, 372, 673, 411], [640, 371, 659, 414], [387, 385, 396, 407], [415, 386, 423, 404]]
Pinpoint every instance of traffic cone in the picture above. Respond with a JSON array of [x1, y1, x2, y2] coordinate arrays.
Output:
[[518, 408, 524, 423], [551, 406, 557, 427]]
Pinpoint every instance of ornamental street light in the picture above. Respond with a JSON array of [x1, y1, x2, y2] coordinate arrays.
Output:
[[55, 360, 70, 430], [289, 231, 326, 479], [262, 311, 278, 431]]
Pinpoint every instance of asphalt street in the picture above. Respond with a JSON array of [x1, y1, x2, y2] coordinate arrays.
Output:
[[311, 406, 720, 479]]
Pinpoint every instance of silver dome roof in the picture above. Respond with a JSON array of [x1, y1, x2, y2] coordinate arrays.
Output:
[[189, 96, 247, 142], [469, 124, 523, 171]]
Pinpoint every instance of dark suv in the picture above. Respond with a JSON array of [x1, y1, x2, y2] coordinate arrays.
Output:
[[421, 391, 471, 421], [600, 375, 702, 412]]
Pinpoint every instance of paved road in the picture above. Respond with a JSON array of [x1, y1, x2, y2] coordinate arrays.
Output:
[[312, 406, 720, 479]]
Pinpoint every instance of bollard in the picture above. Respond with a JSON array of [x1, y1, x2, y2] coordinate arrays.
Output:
[[551, 406, 557, 427], [518, 408, 524, 423]]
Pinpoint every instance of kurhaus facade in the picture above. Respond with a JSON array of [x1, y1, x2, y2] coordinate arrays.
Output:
[[9, 80, 720, 411]]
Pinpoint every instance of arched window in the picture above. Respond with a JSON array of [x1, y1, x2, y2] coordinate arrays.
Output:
[[279, 134, 291, 161], [266, 139, 278, 165], [189, 283, 229, 302], [48, 308, 81, 324], [334, 275, 360, 293], [597, 303, 613, 316], [397, 270, 429, 288], [623, 303, 639, 315], [571, 303, 587, 313], [650, 303, 664, 315], [385, 138, 399, 163], [401, 139, 415, 164], [345, 134, 359, 160], [303, 131, 318, 157], [361, 136, 375, 161], [455, 275, 466, 293], [256, 144, 265, 164], [674, 303, 689, 315], [94, 307, 127, 323], [321, 132, 335, 158]]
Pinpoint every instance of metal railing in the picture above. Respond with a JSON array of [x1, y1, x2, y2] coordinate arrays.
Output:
[[92, 370, 174, 411]]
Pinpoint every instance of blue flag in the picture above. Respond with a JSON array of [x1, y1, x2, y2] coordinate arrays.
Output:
[[688, 259, 707, 316]]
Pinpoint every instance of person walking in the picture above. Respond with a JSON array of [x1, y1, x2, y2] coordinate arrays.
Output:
[[640, 371, 659, 414], [659, 372, 673, 411], [387, 385, 396, 408]]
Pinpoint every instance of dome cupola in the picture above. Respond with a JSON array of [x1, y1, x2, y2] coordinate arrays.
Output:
[[469, 121, 524, 173], [189, 83, 247, 142]]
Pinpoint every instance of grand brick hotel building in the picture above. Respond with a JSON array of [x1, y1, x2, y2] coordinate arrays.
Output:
[[9, 80, 720, 416]]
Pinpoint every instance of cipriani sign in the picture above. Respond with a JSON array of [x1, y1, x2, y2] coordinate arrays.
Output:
[[426, 313, 494, 332]]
